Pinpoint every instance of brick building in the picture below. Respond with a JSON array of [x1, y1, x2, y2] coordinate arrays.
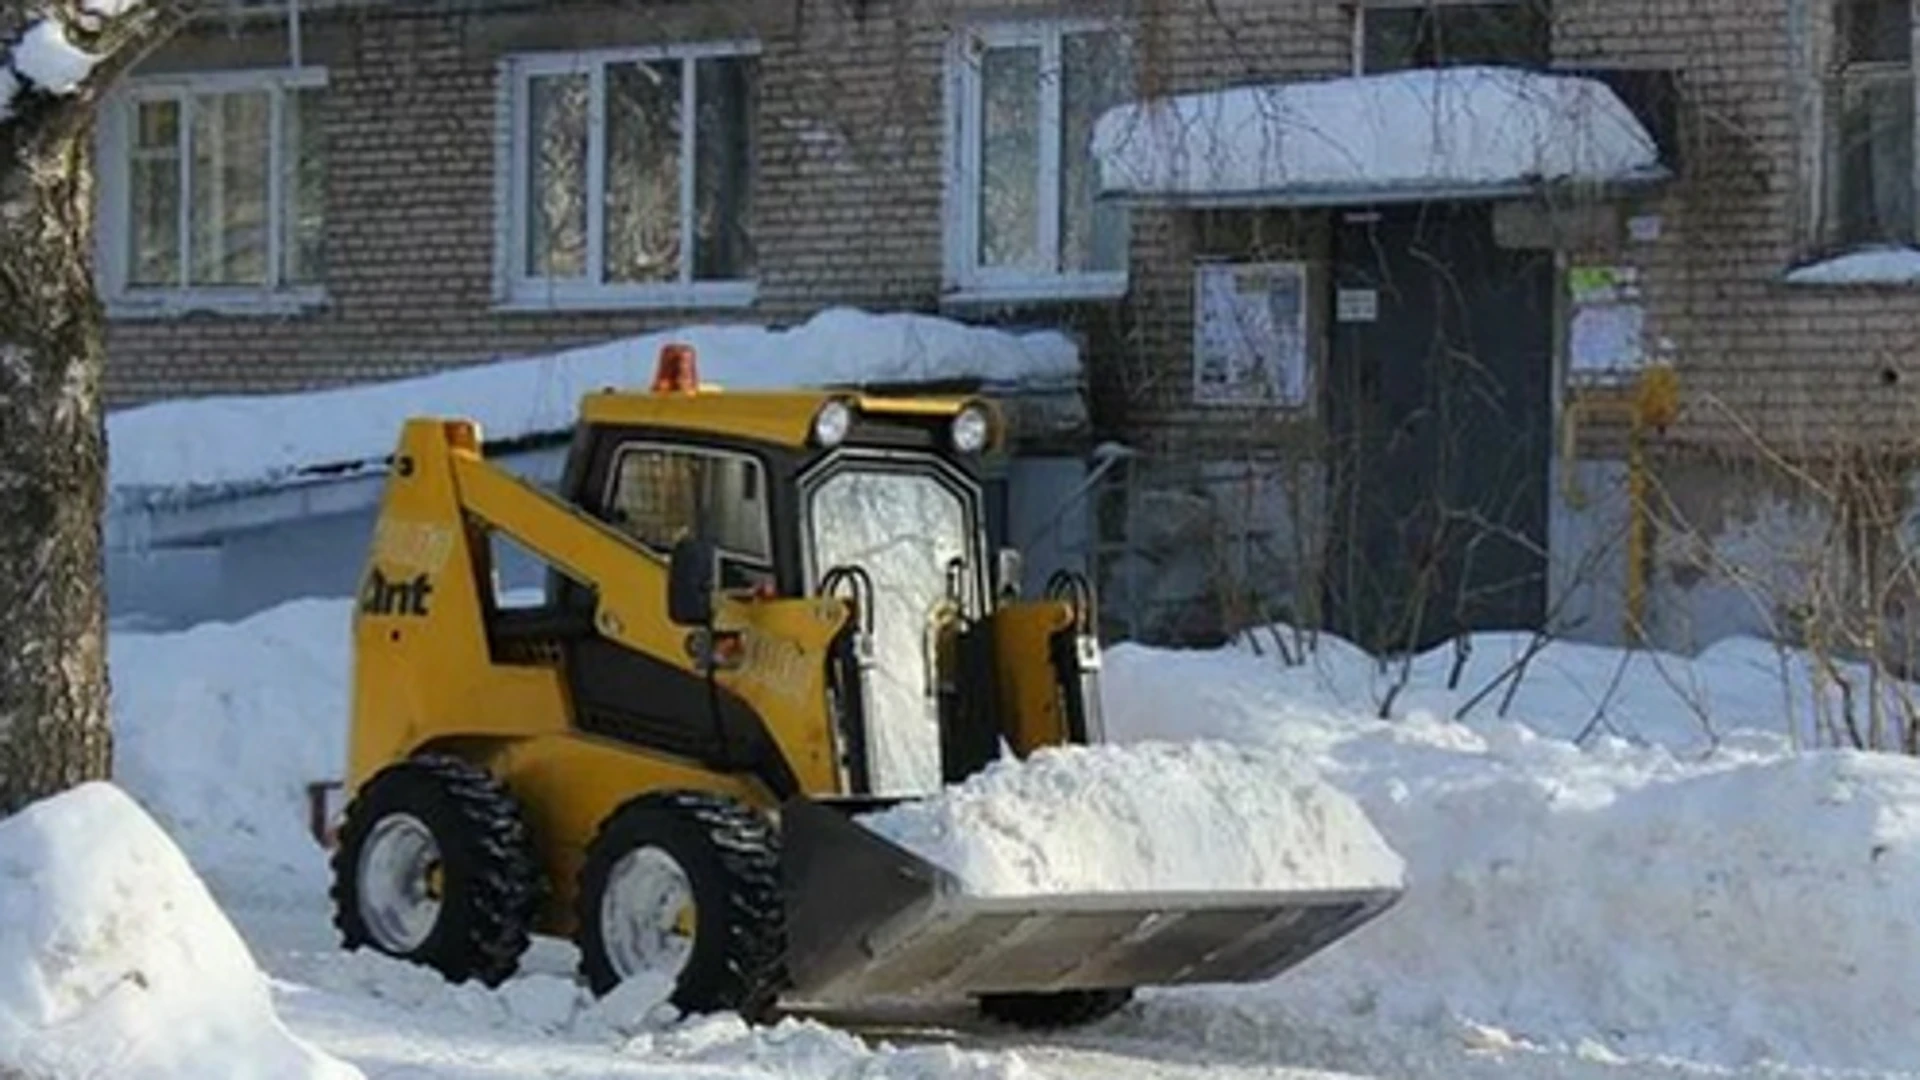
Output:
[[98, 0, 1920, 660]]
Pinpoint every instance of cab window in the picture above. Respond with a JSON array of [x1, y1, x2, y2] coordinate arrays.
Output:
[[604, 444, 773, 584]]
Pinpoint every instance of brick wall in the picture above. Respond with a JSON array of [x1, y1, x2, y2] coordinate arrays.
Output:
[[101, 0, 1360, 420], [1550, 0, 1920, 456], [105, 0, 1920, 453]]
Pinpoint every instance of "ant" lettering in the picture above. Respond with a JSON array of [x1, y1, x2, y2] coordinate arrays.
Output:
[[361, 568, 434, 617]]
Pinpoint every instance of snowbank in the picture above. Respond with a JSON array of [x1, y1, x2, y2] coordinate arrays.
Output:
[[108, 597, 351, 894], [862, 742, 1404, 894], [1784, 246, 1920, 286], [1137, 625, 1909, 756], [106, 307, 1081, 494], [0, 782, 360, 1079], [98, 593, 1920, 1072], [1092, 66, 1663, 202], [1100, 639, 1920, 1072]]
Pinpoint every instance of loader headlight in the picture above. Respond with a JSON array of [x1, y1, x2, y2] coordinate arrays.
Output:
[[812, 399, 853, 448], [950, 404, 990, 454]]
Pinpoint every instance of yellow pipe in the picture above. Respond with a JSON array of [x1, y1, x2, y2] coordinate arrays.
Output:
[[1624, 365, 1681, 645], [1625, 415, 1648, 644]]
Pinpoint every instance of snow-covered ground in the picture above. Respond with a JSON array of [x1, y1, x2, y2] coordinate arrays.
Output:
[[14, 600, 1913, 1078]]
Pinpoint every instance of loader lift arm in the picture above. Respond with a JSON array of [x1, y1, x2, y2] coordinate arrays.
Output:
[[447, 434, 691, 658]]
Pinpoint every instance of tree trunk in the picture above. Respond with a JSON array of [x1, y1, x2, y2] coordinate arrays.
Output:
[[0, 1, 184, 813], [0, 126, 112, 814]]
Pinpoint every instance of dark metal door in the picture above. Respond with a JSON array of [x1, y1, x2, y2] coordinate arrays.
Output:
[[1323, 202, 1553, 655]]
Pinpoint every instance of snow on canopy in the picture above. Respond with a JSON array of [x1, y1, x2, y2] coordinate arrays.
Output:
[[1091, 65, 1665, 204], [105, 307, 1081, 496]]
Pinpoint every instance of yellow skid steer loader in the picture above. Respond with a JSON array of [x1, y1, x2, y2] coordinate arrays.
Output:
[[330, 344, 1399, 1028]]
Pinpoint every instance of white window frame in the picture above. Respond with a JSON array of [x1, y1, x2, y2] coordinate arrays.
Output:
[[943, 18, 1131, 304], [1805, 0, 1920, 258], [95, 66, 329, 319], [497, 41, 760, 313]]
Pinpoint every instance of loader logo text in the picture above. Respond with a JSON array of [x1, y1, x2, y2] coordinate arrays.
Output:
[[361, 568, 434, 617], [734, 629, 809, 702], [372, 519, 455, 574]]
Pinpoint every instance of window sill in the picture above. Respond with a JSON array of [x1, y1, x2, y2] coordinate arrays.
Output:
[[1781, 245, 1920, 288], [940, 273, 1129, 308], [105, 287, 329, 321], [496, 281, 758, 314]]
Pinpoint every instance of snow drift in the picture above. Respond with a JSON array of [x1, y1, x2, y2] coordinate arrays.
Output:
[[98, 595, 1920, 1072], [862, 741, 1404, 895], [108, 598, 349, 895], [1101, 639, 1920, 1071], [0, 782, 359, 1080], [106, 306, 1081, 495]]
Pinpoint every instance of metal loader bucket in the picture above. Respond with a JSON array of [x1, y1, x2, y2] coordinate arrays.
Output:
[[778, 798, 1402, 1006]]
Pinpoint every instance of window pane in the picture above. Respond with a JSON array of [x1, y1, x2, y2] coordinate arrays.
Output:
[[1062, 30, 1131, 274], [605, 59, 683, 284], [1839, 0, 1911, 65], [608, 448, 770, 568], [1363, 2, 1552, 72], [694, 55, 756, 281], [283, 86, 325, 285], [978, 44, 1042, 270], [128, 99, 180, 287], [1835, 72, 1916, 244], [526, 72, 589, 279], [189, 90, 271, 286]]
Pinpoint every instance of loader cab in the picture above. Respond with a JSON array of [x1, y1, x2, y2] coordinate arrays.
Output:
[[532, 345, 1007, 798]]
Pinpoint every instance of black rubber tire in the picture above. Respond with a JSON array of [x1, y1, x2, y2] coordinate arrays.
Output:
[[575, 790, 785, 1018], [977, 988, 1134, 1029], [330, 755, 543, 988]]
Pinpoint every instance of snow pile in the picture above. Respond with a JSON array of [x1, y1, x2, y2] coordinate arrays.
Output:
[[106, 307, 1081, 494], [108, 598, 350, 894], [861, 741, 1404, 895], [1093, 66, 1663, 201], [1132, 626, 1912, 755], [1785, 245, 1920, 286], [0, 782, 360, 1080], [1101, 639, 1920, 1072]]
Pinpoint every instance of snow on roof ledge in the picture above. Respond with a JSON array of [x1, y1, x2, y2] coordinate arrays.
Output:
[[1783, 246, 1920, 287], [106, 307, 1081, 497], [1091, 66, 1667, 206]]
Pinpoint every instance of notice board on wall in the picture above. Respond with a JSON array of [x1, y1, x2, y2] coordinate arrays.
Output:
[[1193, 261, 1311, 408], [1566, 264, 1647, 384]]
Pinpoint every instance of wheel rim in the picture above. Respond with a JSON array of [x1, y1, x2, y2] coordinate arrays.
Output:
[[356, 812, 443, 953], [600, 845, 696, 982]]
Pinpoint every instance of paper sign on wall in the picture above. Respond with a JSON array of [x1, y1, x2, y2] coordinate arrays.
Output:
[[1336, 287, 1378, 323], [1566, 264, 1647, 382], [1193, 262, 1311, 408]]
